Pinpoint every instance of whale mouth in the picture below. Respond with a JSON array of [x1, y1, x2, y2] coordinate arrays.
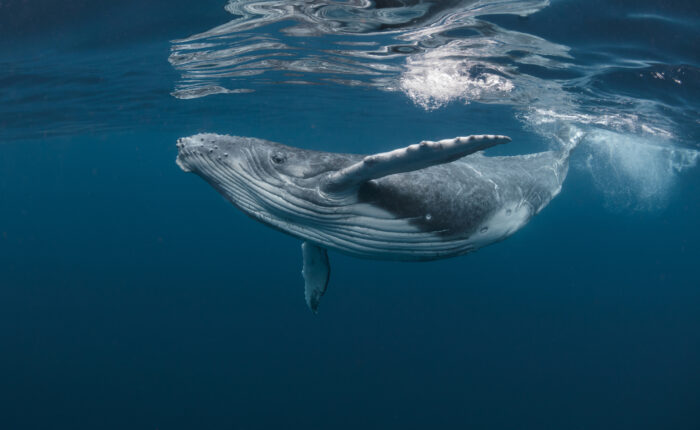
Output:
[[176, 134, 229, 173], [175, 138, 193, 172]]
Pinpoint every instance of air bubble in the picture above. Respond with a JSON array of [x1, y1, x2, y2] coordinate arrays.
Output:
[[425, 213, 432, 221], [480, 226, 488, 233]]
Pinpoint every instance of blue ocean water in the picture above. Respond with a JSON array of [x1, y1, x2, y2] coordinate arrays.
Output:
[[1, 0, 699, 428]]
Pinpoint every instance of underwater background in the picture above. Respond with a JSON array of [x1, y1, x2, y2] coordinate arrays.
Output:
[[1, 0, 699, 428]]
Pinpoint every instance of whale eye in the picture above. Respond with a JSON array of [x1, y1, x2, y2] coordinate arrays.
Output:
[[271, 152, 286, 165]]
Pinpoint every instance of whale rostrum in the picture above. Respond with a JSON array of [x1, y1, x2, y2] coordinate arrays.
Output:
[[176, 133, 572, 312]]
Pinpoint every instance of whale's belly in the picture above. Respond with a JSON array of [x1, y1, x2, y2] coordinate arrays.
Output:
[[312, 201, 533, 261], [281, 158, 555, 261], [238, 152, 566, 261]]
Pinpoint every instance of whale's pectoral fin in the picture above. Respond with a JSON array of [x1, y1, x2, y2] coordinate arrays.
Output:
[[301, 242, 330, 313], [322, 134, 511, 192]]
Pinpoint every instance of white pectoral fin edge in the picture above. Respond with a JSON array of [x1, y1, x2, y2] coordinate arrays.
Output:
[[302, 242, 330, 313], [323, 134, 511, 192]]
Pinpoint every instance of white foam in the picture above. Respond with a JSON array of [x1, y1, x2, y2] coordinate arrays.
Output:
[[399, 49, 514, 110], [526, 108, 675, 140], [578, 130, 699, 211]]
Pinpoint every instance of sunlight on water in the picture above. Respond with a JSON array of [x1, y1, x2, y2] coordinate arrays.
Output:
[[398, 42, 516, 110], [168, 0, 553, 99], [168, 0, 699, 211]]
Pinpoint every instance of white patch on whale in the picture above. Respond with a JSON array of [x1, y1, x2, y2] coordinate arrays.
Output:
[[468, 204, 532, 249]]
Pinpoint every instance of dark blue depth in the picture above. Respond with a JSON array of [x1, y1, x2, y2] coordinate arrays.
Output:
[[1, 1, 699, 429]]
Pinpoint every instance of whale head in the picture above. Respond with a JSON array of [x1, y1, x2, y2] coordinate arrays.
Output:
[[177, 133, 286, 176], [176, 133, 347, 227]]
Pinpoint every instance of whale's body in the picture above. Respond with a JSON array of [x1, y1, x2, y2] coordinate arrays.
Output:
[[176, 133, 573, 311]]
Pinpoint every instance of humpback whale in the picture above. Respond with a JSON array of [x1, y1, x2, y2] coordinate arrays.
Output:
[[176, 132, 574, 312]]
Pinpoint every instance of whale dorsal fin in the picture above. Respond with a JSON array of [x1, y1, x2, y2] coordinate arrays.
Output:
[[322, 134, 511, 192], [301, 242, 330, 313]]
